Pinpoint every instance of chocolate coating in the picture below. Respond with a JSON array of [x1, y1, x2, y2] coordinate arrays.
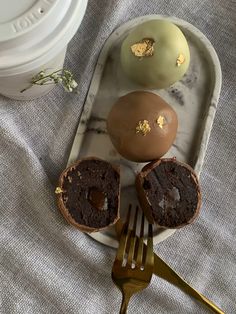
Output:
[[136, 158, 201, 228], [107, 91, 178, 162], [56, 157, 120, 233]]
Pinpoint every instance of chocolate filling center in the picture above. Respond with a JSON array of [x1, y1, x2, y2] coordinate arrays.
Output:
[[158, 186, 180, 210], [88, 187, 107, 211]]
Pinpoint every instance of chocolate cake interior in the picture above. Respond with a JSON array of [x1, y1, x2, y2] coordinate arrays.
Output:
[[143, 162, 198, 227], [62, 159, 119, 228]]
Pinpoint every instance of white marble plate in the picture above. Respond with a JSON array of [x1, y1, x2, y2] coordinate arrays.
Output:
[[67, 15, 222, 248]]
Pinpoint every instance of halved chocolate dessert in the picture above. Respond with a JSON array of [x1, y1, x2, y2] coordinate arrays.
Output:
[[56, 157, 120, 232], [136, 158, 201, 228]]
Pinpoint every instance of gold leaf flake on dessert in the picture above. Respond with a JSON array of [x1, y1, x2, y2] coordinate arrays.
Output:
[[131, 38, 155, 58], [156, 115, 166, 129], [176, 53, 185, 66], [136, 120, 151, 136], [55, 187, 64, 194]]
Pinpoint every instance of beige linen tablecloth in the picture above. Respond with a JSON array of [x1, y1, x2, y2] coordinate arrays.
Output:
[[1, 0, 236, 313]]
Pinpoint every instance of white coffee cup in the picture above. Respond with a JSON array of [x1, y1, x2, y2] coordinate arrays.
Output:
[[0, 0, 88, 100]]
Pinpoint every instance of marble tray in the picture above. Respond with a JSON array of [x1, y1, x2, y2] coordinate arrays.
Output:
[[67, 15, 222, 248]]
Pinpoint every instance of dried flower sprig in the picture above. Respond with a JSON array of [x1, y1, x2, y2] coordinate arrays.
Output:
[[20, 69, 78, 93]]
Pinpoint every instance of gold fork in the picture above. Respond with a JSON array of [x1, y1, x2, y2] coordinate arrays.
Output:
[[112, 205, 154, 314], [115, 220, 225, 314]]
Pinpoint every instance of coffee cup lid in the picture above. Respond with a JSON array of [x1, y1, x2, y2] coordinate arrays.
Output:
[[0, 0, 87, 75]]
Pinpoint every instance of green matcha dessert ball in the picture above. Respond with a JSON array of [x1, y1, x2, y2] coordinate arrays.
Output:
[[120, 20, 190, 89]]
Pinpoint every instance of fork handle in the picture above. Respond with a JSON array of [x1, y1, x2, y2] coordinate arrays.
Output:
[[153, 255, 225, 314], [120, 292, 132, 314], [197, 293, 224, 314]]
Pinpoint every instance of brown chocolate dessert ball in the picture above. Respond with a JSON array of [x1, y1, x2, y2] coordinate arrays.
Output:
[[107, 91, 178, 162], [55, 157, 120, 232], [136, 158, 201, 228]]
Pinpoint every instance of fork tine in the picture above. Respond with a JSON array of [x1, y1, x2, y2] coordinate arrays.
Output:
[[136, 212, 145, 267], [116, 204, 132, 261], [127, 206, 138, 265], [132, 206, 139, 232], [145, 223, 154, 267], [112, 208, 154, 314], [125, 204, 132, 226]]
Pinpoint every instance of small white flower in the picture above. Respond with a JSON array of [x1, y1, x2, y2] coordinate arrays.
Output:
[[38, 70, 45, 78], [21, 69, 78, 93], [62, 84, 72, 92], [70, 80, 78, 89], [50, 73, 58, 79]]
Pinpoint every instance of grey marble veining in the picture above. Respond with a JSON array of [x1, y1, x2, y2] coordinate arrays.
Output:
[[67, 15, 222, 248]]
